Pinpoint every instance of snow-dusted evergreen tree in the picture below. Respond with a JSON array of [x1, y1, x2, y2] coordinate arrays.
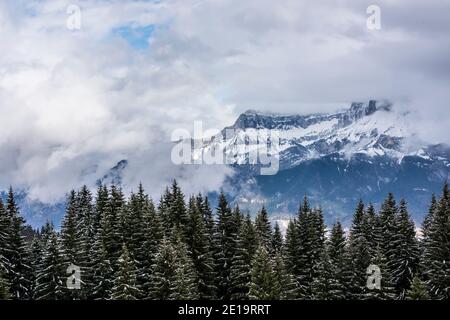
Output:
[[91, 231, 114, 300], [5, 187, 31, 299], [249, 245, 275, 300], [346, 200, 371, 299], [60, 190, 81, 300], [0, 198, 10, 287], [139, 197, 163, 298], [28, 237, 43, 300], [389, 199, 419, 299], [272, 253, 296, 300], [255, 206, 272, 250], [111, 244, 141, 300], [75, 186, 96, 298], [0, 267, 10, 299], [107, 185, 126, 266], [230, 214, 255, 300], [363, 203, 380, 259], [214, 192, 237, 300], [35, 225, 65, 300], [272, 222, 283, 255], [60, 191, 79, 265], [422, 183, 450, 299], [170, 233, 199, 300], [150, 238, 178, 299], [406, 275, 430, 300], [283, 220, 297, 277], [295, 197, 326, 298], [327, 221, 347, 299], [186, 196, 215, 299]]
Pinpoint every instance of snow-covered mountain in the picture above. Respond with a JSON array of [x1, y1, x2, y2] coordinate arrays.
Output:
[[202, 100, 450, 225], [203, 100, 439, 171], [6, 100, 450, 228]]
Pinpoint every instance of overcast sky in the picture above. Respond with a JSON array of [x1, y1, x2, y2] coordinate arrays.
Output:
[[0, 0, 449, 202]]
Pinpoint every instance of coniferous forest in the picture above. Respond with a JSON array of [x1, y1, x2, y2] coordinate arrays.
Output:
[[0, 181, 449, 300]]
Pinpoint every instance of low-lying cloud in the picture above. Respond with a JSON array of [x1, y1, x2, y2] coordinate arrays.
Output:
[[0, 0, 449, 203]]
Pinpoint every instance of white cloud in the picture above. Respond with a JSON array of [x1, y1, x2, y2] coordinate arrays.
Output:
[[0, 0, 449, 203]]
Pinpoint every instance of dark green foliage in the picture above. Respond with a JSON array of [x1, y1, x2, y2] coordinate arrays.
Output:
[[111, 245, 141, 300], [1, 182, 448, 301]]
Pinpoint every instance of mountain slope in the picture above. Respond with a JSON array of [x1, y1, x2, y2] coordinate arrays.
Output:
[[205, 100, 450, 224]]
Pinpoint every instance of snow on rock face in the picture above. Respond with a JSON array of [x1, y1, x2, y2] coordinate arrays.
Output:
[[203, 100, 429, 171]]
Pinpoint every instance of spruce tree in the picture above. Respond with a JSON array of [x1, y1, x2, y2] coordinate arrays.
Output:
[[186, 196, 215, 299], [230, 214, 255, 300], [0, 267, 10, 300], [346, 200, 371, 299], [327, 221, 347, 299], [111, 245, 141, 300], [170, 233, 199, 300], [406, 275, 430, 300], [389, 199, 419, 299], [255, 206, 272, 250], [283, 219, 298, 277], [214, 192, 237, 300], [35, 226, 65, 300], [75, 186, 95, 298], [272, 253, 296, 299], [272, 222, 283, 255], [249, 246, 275, 300], [295, 198, 325, 298], [5, 187, 31, 299], [422, 183, 450, 299], [150, 238, 178, 300], [139, 197, 163, 298]]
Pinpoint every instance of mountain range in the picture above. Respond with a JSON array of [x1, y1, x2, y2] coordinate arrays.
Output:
[[3, 100, 449, 228]]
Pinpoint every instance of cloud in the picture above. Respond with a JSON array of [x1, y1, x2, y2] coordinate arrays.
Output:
[[0, 0, 449, 203]]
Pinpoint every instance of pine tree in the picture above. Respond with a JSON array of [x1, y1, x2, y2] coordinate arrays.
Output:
[[186, 196, 215, 299], [272, 222, 283, 255], [255, 206, 272, 250], [111, 245, 141, 300], [91, 232, 114, 300], [139, 197, 163, 298], [389, 199, 419, 299], [35, 226, 65, 300], [327, 221, 347, 299], [75, 186, 95, 298], [0, 198, 10, 280], [0, 267, 10, 300], [346, 200, 371, 299], [214, 192, 237, 300], [422, 183, 450, 299], [5, 187, 31, 299], [230, 214, 255, 300], [272, 253, 296, 299], [170, 233, 199, 300], [407, 275, 430, 300], [60, 191, 81, 300], [295, 198, 325, 298], [249, 246, 275, 300], [283, 219, 297, 277], [28, 237, 43, 300], [311, 250, 336, 300], [150, 238, 178, 300]]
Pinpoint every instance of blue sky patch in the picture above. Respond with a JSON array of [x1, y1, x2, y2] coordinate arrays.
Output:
[[113, 24, 155, 49]]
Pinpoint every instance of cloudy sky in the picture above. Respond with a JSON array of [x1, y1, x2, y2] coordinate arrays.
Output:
[[0, 0, 449, 203]]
